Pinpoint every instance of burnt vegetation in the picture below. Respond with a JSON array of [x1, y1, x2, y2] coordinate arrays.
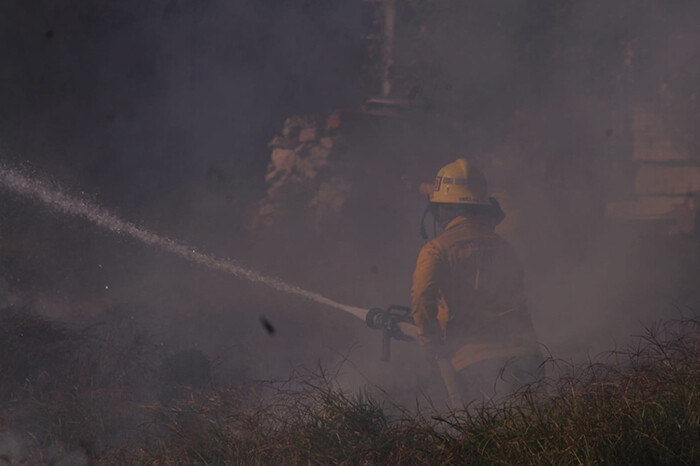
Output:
[[0, 306, 698, 464]]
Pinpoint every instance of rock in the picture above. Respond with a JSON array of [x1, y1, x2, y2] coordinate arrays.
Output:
[[296, 145, 329, 181], [299, 127, 317, 143], [309, 178, 351, 212], [270, 148, 296, 172], [267, 135, 297, 149], [283, 115, 316, 139], [253, 113, 344, 233], [309, 177, 352, 229]]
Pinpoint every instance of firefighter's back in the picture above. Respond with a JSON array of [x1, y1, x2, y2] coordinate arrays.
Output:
[[435, 217, 537, 350]]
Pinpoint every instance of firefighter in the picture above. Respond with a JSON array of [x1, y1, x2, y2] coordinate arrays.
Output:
[[412, 158, 541, 407]]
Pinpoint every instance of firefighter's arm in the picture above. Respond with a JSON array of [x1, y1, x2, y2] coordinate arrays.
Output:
[[411, 241, 445, 346]]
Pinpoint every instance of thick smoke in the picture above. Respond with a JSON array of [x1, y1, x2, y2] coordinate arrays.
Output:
[[0, 0, 698, 406]]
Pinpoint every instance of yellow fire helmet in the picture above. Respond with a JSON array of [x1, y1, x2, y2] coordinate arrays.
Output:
[[429, 158, 490, 205]]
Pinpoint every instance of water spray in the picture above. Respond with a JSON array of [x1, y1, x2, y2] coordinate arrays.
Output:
[[0, 166, 368, 320], [0, 166, 417, 358]]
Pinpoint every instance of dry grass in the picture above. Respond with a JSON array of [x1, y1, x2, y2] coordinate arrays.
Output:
[[0, 307, 159, 463], [116, 319, 700, 465], [0, 307, 698, 465]]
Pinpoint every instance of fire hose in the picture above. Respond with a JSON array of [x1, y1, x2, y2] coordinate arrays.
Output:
[[365, 305, 417, 361]]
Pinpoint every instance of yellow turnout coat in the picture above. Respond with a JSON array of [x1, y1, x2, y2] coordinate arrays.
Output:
[[411, 216, 538, 372]]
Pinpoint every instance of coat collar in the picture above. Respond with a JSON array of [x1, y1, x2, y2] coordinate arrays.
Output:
[[444, 215, 495, 235]]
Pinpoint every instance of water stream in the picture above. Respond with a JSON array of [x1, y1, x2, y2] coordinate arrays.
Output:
[[0, 166, 368, 321]]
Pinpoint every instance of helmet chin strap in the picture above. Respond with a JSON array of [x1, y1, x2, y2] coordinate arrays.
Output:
[[489, 197, 506, 226]]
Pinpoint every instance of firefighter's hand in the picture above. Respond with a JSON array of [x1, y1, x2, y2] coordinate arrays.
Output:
[[392, 321, 417, 341]]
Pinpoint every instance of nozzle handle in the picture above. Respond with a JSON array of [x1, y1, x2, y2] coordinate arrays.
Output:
[[382, 329, 391, 362]]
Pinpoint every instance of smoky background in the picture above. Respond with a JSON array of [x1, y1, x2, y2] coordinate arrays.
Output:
[[0, 0, 698, 402]]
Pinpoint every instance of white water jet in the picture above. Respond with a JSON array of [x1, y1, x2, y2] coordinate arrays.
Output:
[[0, 166, 368, 321]]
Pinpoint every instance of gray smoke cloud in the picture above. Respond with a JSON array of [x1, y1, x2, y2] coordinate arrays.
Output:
[[0, 0, 698, 406]]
